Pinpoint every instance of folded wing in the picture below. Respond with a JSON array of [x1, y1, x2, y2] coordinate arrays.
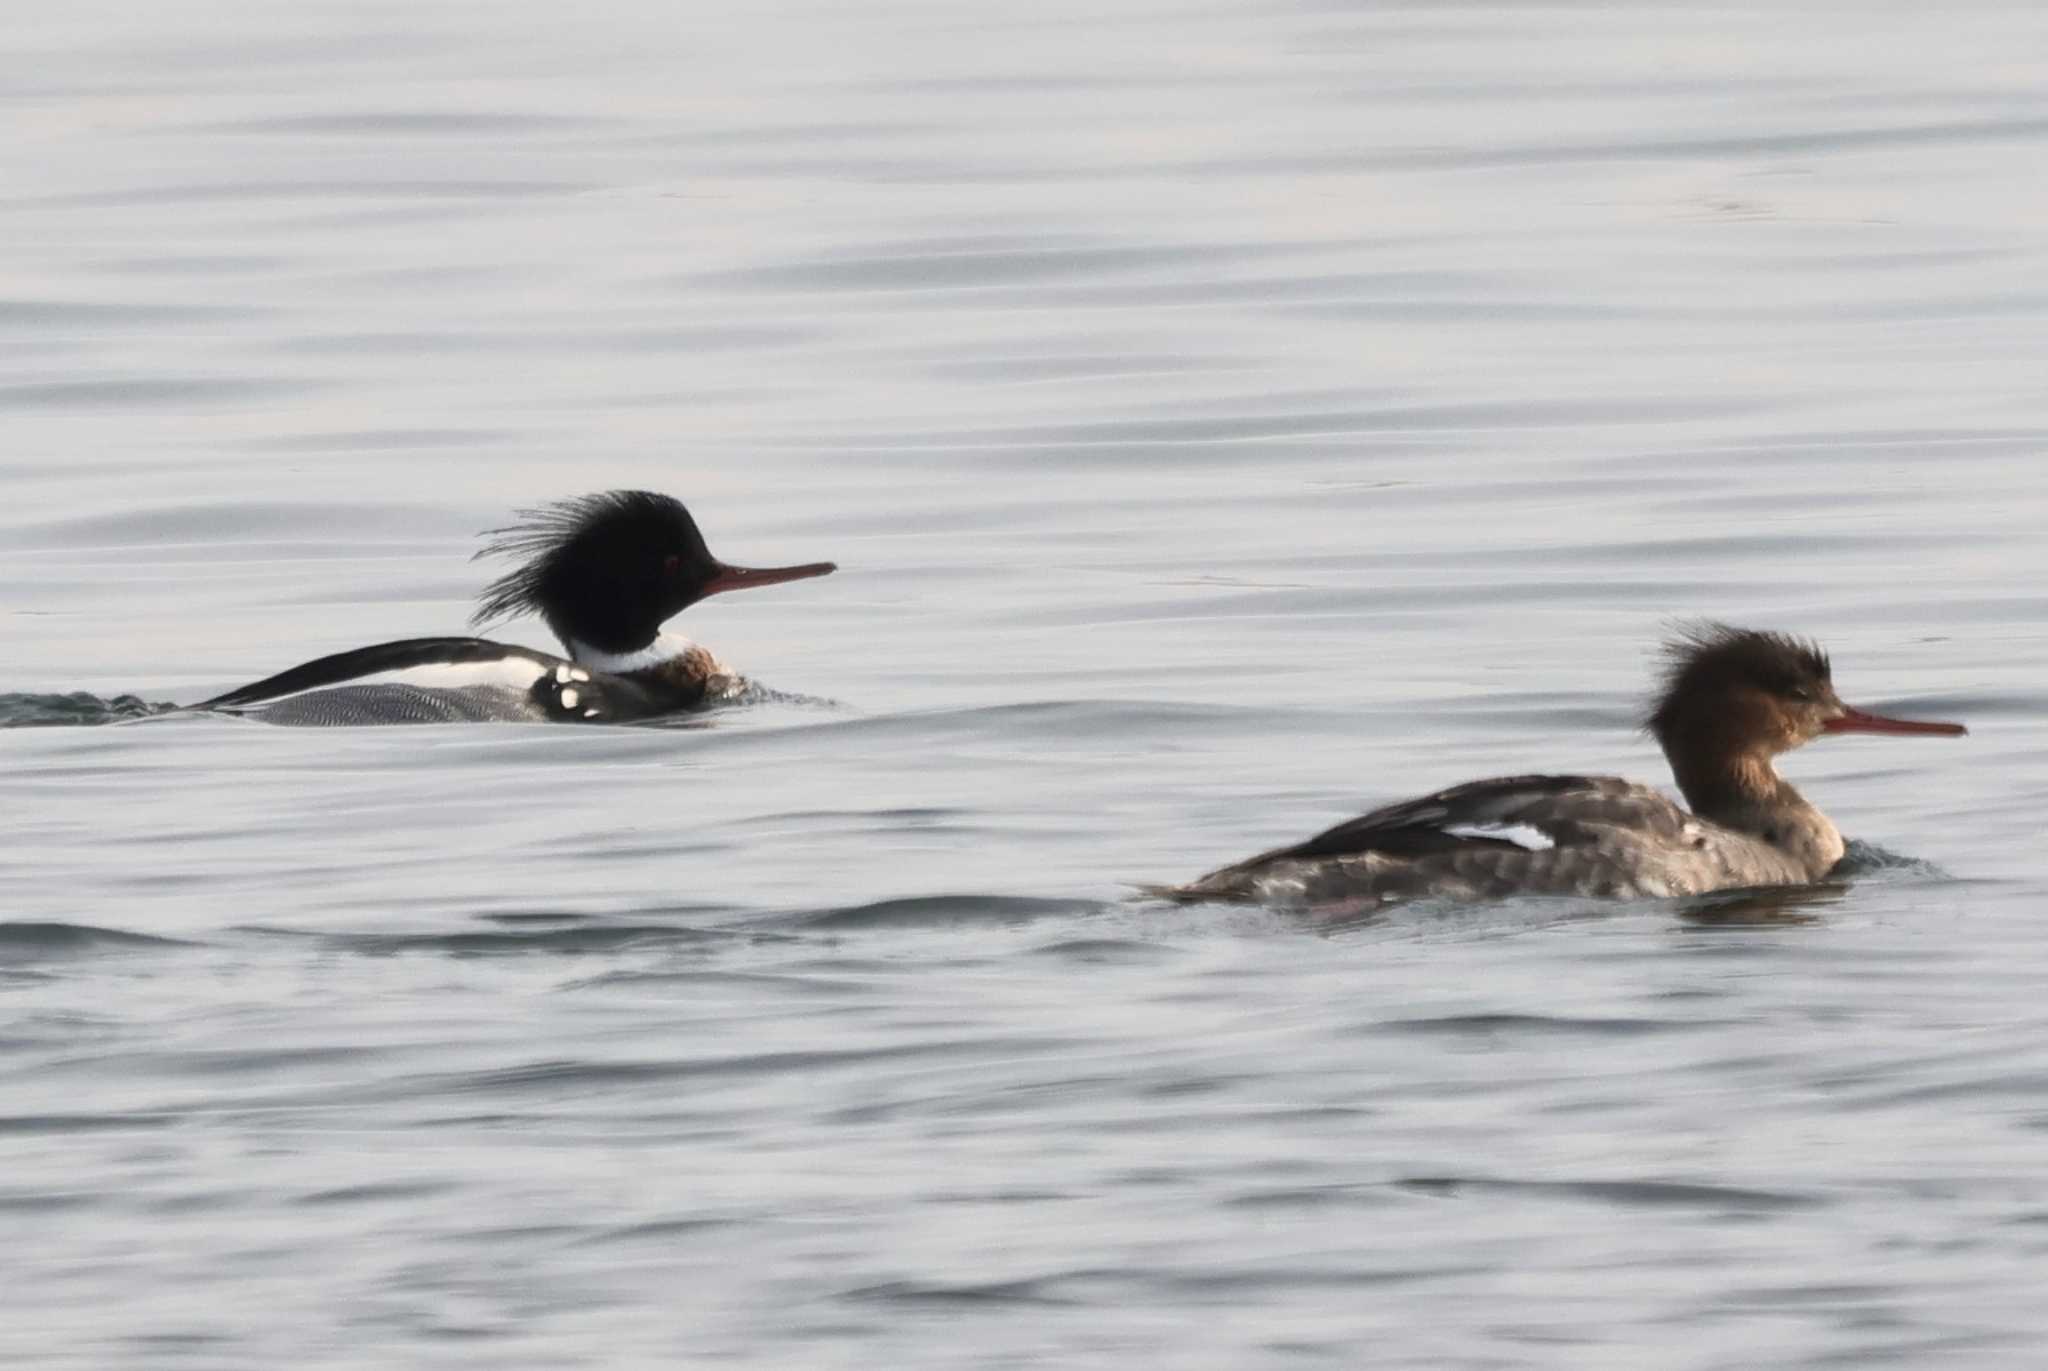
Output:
[[195, 637, 562, 710]]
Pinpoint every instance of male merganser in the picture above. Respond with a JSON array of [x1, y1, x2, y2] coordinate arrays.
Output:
[[197, 490, 834, 725], [1156, 624, 1965, 912]]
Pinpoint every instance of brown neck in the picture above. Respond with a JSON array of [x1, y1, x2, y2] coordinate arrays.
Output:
[[1662, 746, 1844, 880], [1667, 749, 1781, 823]]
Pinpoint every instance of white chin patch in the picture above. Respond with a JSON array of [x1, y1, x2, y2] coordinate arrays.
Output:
[[1443, 822, 1555, 852]]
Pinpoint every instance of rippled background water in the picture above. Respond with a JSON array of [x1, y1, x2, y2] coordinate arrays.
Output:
[[4, 2, 2047, 1366]]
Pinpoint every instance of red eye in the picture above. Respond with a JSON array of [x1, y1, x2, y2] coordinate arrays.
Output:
[[663, 554, 681, 577]]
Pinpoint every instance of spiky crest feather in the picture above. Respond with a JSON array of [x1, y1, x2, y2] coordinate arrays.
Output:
[[1645, 620, 1830, 739], [468, 490, 700, 633]]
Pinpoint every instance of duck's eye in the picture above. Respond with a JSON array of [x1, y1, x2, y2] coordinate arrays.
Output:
[[663, 553, 682, 577]]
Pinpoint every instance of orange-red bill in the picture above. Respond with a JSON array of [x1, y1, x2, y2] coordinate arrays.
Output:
[[1824, 705, 1967, 738], [699, 560, 837, 598]]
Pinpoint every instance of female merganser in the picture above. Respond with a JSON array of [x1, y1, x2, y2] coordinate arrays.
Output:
[[1157, 624, 1965, 911], [197, 490, 834, 725]]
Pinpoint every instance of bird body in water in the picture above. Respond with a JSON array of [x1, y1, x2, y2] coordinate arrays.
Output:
[[197, 491, 835, 725], [1156, 625, 1965, 913]]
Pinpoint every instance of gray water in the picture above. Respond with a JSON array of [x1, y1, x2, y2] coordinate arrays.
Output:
[[4, 2, 2047, 1366]]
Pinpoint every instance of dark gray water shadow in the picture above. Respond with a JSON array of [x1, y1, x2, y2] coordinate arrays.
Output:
[[0, 1191, 102, 1215], [239, 427, 522, 453], [267, 323, 817, 359], [10, 497, 454, 547], [1026, 937, 1180, 966], [1463, 528, 1951, 567], [693, 700, 1264, 757], [568, 1216, 747, 1248], [643, 118, 935, 151], [1200, 114, 2048, 176], [1862, 687, 2034, 723], [0, 692, 179, 728], [186, 111, 620, 137], [1370, 1012, 1711, 1040], [558, 967, 875, 996], [1156, 1262, 1479, 1294], [926, 351, 1257, 384], [730, 265, 1546, 319], [96, 253, 297, 276], [1635, 424, 2048, 463], [0, 1112, 176, 1135], [296, 1179, 455, 1206], [0, 921, 199, 959], [1394, 1174, 1824, 1212], [762, 894, 1112, 932], [1010, 576, 1703, 628], [381, 1034, 1091, 1103], [809, 395, 1770, 453], [235, 918, 756, 958], [0, 377, 325, 410], [38, 179, 594, 207], [686, 238, 1306, 294], [727, 805, 973, 829], [840, 1277, 1082, 1309], [1219, 1181, 1417, 1212], [0, 299, 270, 328], [473, 911, 604, 926]]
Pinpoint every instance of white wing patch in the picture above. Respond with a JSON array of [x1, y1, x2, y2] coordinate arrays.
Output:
[[1442, 822, 1556, 851], [333, 657, 551, 694]]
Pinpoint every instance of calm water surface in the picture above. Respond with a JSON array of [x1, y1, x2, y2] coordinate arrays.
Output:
[[4, 2, 2047, 1366]]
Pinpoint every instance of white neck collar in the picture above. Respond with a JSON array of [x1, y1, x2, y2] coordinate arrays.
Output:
[[566, 632, 694, 674]]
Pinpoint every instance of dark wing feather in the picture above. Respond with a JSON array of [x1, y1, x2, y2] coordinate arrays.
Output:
[[1252, 774, 1602, 865], [195, 637, 557, 709], [1163, 774, 1696, 903]]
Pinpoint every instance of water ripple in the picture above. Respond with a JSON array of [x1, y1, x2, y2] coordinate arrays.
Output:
[[1395, 1176, 1825, 1212], [0, 692, 178, 728], [0, 921, 196, 957]]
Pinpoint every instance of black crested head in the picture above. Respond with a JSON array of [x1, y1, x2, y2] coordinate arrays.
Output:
[[470, 491, 716, 654], [1645, 620, 1833, 745], [469, 490, 838, 658]]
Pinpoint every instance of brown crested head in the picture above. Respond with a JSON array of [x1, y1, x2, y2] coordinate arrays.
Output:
[[1645, 622, 1840, 761], [1645, 621, 1965, 768]]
